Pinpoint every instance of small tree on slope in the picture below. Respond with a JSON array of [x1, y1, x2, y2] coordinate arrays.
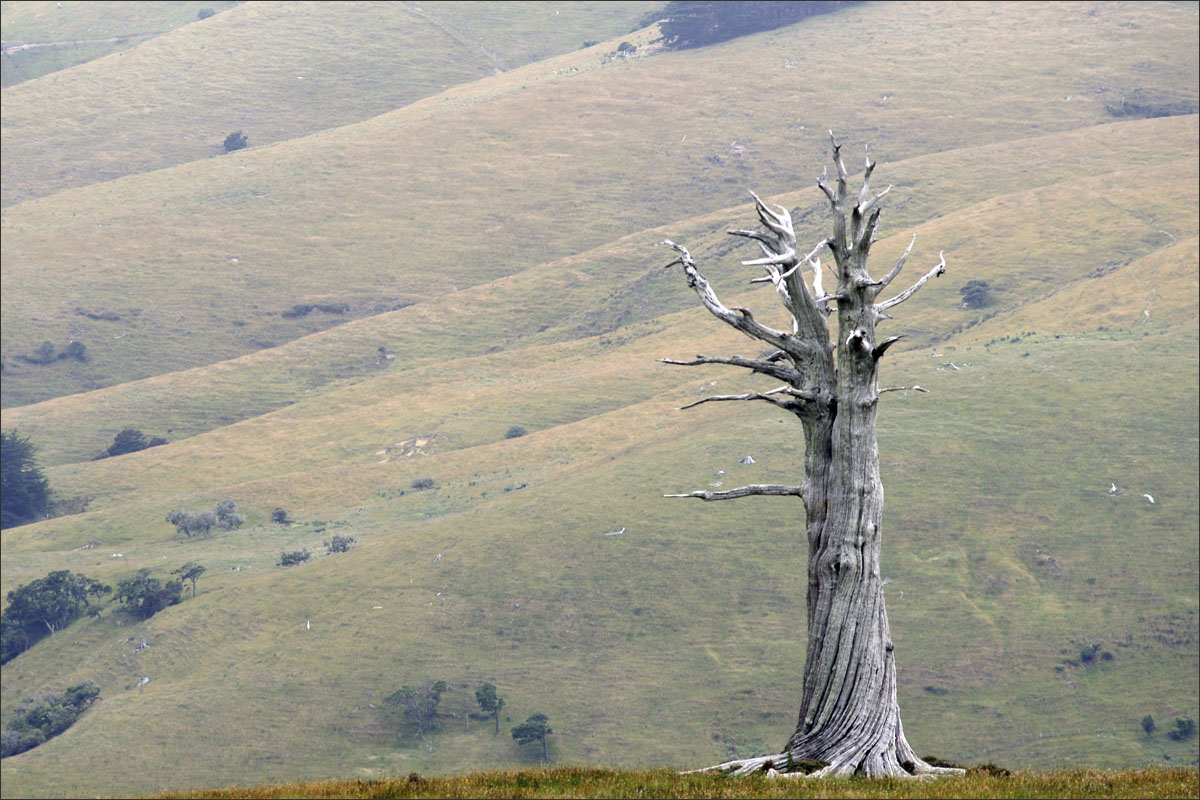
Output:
[[662, 135, 960, 778]]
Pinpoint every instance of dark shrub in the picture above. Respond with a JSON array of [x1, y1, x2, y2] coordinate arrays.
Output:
[[411, 477, 435, 490], [1168, 717, 1196, 741], [63, 341, 88, 362], [223, 130, 248, 152], [278, 549, 311, 567], [325, 534, 355, 553], [505, 425, 528, 439], [959, 279, 992, 309], [197, 7, 214, 19], [271, 507, 292, 524]]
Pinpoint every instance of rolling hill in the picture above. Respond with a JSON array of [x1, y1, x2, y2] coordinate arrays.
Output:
[[1, 2, 1197, 797]]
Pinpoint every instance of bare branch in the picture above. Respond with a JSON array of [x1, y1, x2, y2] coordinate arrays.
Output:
[[749, 191, 795, 242], [817, 168, 836, 204], [664, 484, 804, 501], [879, 385, 928, 394], [871, 335, 904, 360], [659, 355, 802, 385], [857, 184, 891, 218], [829, 131, 848, 183], [857, 155, 876, 208], [679, 385, 818, 411], [660, 241, 801, 356], [876, 251, 946, 311], [680, 388, 794, 411], [748, 239, 827, 284], [877, 233, 916, 290]]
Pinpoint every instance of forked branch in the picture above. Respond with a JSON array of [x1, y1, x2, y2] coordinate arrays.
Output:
[[876, 251, 946, 311], [662, 241, 798, 355]]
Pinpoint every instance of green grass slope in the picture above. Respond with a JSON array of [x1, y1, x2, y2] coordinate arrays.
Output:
[[3, 114, 1195, 468], [2, 127, 1197, 794], [0, 1, 240, 88], [0, 0, 657, 205], [3, 1, 1196, 407], [1, 3, 1198, 798]]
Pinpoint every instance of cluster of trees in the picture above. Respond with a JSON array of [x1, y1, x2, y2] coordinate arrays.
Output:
[[1143, 714, 1197, 742], [0, 682, 100, 758], [166, 499, 244, 538], [2, 563, 206, 663], [1, 571, 110, 663], [385, 681, 553, 760], [656, 1, 858, 50], [96, 428, 167, 460], [1, 431, 51, 529], [115, 569, 183, 620]]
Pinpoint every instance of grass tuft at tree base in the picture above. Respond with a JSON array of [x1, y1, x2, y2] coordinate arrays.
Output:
[[155, 766, 1198, 799]]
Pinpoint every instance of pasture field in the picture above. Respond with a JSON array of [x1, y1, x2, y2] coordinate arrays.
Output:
[[1, 2, 1197, 798]]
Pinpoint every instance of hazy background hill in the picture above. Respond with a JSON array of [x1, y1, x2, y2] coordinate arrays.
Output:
[[1, 2, 1197, 797]]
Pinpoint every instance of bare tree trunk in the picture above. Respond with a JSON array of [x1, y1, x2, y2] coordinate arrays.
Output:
[[663, 135, 958, 779]]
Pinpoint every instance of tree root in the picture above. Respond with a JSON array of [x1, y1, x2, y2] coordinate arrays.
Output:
[[683, 753, 966, 779]]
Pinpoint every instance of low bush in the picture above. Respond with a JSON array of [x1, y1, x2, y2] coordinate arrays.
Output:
[[278, 549, 311, 567], [412, 477, 435, 490], [223, 130, 248, 152], [325, 534, 355, 553]]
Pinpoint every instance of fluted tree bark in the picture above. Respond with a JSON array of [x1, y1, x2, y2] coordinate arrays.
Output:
[[663, 135, 958, 779]]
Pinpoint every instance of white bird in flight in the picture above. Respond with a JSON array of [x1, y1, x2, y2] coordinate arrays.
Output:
[[604, 527, 626, 536], [1142, 493, 1154, 504], [1109, 483, 1118, 494]]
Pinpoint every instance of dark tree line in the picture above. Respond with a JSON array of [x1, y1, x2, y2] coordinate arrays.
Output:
[[656, 1, 860, 50], [1, 571, 110, 663], [1, 430, 51, 529], [1, 681, 100, 758]]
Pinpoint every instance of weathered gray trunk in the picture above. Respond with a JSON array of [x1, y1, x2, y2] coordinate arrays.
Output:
[[663, 136, 956, 778]]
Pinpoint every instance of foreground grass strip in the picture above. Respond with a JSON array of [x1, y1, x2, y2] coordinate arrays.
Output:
[[157, 767, 1199, 799]]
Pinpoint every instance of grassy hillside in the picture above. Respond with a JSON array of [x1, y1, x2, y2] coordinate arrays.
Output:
[[0, 1, 241, 88], [3, 115, 1196, 468], [0, 0, 657, 206], [1, 2, 1197, 798], [3, 1, 1196, 407]]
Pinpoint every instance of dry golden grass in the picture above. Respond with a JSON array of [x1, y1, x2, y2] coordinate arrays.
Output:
[[156, 766, 1199, 799]]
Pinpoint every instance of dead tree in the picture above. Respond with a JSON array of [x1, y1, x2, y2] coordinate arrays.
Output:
[[662, 134, 958, 779]]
